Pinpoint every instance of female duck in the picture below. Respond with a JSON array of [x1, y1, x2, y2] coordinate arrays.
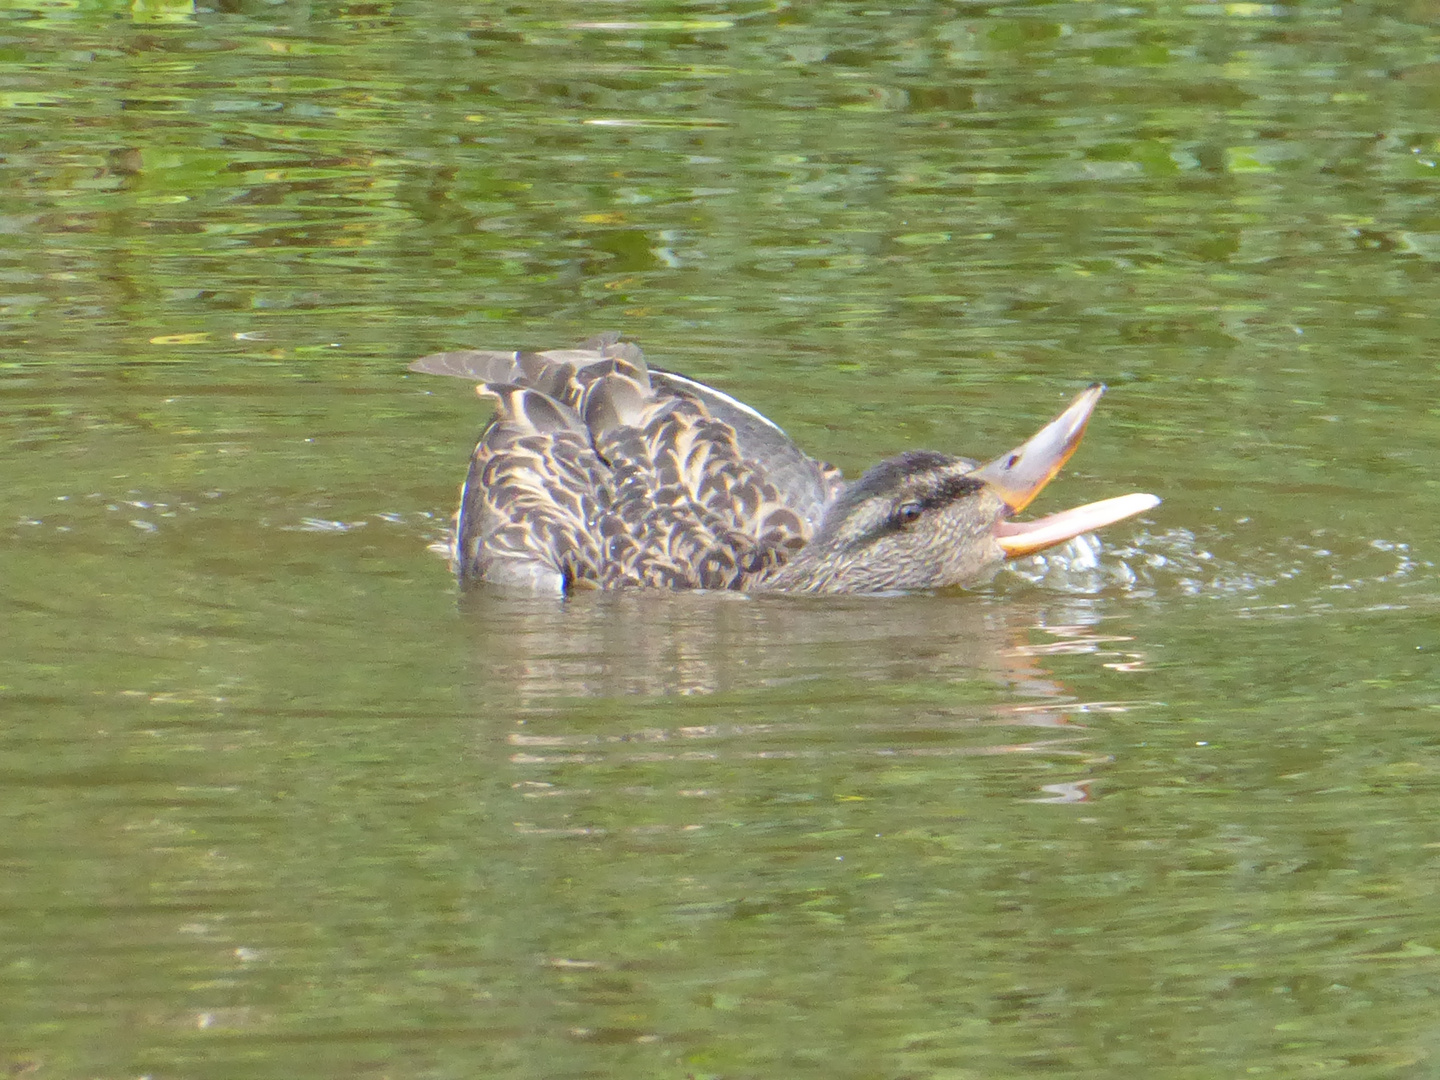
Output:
[[410, 334, 1158, 595]]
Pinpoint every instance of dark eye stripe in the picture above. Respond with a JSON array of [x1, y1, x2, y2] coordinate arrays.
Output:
[[885, 499, 933, 531], [897, 475, 986, 523], [853, 474, 987, 546]]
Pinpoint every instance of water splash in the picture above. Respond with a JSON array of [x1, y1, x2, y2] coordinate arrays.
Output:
[[1005, 525, 1437, 615]]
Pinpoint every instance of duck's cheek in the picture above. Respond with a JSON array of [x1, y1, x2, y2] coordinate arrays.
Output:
[[939, 536, 1007, 588]]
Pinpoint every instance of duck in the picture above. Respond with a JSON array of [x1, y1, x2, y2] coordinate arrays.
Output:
[[409, 333, 1159, 595]]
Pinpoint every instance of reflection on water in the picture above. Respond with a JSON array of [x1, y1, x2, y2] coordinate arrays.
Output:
[[455, 587, 1157, 849], [457, 580, 1146, 704]]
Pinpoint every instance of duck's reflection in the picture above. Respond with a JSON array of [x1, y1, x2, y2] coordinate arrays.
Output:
[[458, 587, 1145, 694], [454, 589, 1153, 814]]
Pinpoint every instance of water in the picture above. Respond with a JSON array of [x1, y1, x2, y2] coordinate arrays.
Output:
[[3, 2, 1440, 1077]]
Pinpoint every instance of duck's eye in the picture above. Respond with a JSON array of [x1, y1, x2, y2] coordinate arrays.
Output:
[[894, 502, 925, 526]]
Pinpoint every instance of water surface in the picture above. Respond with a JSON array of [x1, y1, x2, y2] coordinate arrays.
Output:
[[3, 2, 1439, 1077]]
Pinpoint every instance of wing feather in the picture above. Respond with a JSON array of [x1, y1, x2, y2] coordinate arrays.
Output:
[[412, 334, 840, 592]]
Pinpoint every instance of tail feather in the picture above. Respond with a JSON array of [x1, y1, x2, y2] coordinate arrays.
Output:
[[479, 383, 587, 439], [409, 349, 524, 381], [580, 371, 654, 439]]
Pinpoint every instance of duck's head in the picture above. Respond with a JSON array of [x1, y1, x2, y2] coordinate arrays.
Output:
[[768, 384, 1159, 594]]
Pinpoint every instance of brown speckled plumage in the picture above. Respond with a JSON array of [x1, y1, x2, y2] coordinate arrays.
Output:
[[412, 335, 842, 593], [409, 334, 1159, 595]]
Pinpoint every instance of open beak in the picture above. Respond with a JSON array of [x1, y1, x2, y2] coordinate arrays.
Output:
[[969, 384, 1160, 558]]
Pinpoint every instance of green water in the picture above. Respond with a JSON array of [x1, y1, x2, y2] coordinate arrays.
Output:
[[4, 2, 1440, 1077]]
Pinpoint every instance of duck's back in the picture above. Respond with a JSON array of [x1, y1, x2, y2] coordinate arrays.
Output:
[[410, 335, 843, 594]]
